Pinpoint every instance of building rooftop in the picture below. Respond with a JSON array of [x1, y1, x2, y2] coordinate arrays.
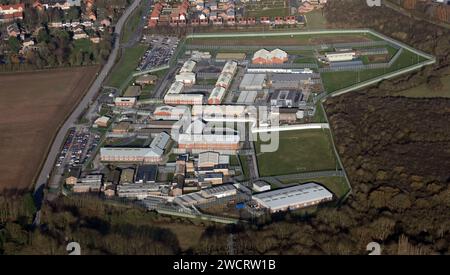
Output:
[[135, 165, 158, 183], [253, 183, 333, 210]]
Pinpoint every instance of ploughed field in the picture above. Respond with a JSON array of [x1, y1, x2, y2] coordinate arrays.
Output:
[[0, 67, 99, 192]]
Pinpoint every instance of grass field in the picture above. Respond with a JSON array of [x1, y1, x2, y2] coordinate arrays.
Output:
[[239, 155, 250, 180], [106, 44, 147, 88], [255, 129, 338, 176], [0, 66, 99, 191], [304, 9, 327, 29], [394, 73, 450, 98], [121, 3, 144, 43], [187, 33, 375, 46], [246, 7, 289, 18], [321, 49, 428, 93]]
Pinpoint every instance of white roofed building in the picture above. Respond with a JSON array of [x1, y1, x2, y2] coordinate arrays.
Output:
[[175, 72, 196, 85], [253, 183, 333, 213]]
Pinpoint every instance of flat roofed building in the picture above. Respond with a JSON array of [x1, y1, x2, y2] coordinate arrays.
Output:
[[237, 90, 258, 104], [175, 72, 196, 85], [239, 74, 266, 91], [123, 85, 142, 97], [135, 165, 158, 183], [180, 60, 196, 73], [198, 151, 219, 168], [208, 86, 226, 104], [253, 183, 333, 213], [114, 97, 136, 107], [325, 51, 356, 62]]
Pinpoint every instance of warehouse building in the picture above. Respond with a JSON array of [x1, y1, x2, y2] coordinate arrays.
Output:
[[208, 86, 226, 104], [201, 183, 237, 198], [252, 48, 288, 64], [253, 183, 333, 213], [325, 51, 356, 62], [153, 105, 189, 120], [239, 74, 266, 91], [237, 90, 258, 104]]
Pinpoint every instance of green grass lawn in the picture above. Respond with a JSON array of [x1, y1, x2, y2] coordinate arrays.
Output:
[[73, 38, 93, 52], [246, 7, 289, 18], [239, 155, 250, 180], [321, 49, 429, 93], [394, 73, 450, 98], [255, 129, 338, 176], [106, 44, 148, 88], [304, 9, 327, 29], [121, 3, 144, 43]]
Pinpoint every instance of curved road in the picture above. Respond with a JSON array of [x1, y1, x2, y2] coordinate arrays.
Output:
[[33, 0, 142, 219]]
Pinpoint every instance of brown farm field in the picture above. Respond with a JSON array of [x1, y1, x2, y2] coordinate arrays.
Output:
[[0, 66, 99, 192]]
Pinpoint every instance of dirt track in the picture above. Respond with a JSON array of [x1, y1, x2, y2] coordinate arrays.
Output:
[[0, 67, 99, 192]]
